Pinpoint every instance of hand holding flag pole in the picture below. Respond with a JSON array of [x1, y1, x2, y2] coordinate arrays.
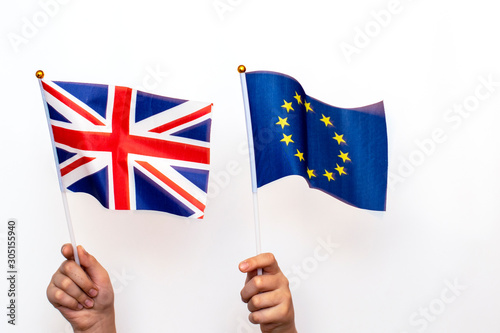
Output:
[[237, 66, 388, 275], [238, 65, 263, 276], [36, 70, 81, 266]]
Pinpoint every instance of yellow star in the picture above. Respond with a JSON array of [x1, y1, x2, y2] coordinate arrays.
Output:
[[304, 101, 313, 112], [307, 168, 316, 179], [320, 114, 333, 127], [294, 149, 304, 161], [280, 133, 294, 146], [293, 92, 303, 105], [335, 164, 347, 176], [281, 100, 294, 113], [323, 169, 335, 182], [338, 151, 351, 163], [333, 132, 346, 145], [276, 117, 290, 129]]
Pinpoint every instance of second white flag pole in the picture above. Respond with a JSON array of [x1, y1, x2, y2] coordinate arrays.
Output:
[[238, 65, 263, 276]]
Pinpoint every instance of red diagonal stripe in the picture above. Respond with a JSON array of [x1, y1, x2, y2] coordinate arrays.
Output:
[[42, 81, 105, 126], [60, 156, 96, 177], [136, 160, 205, 213], [149, 104, 212, 134]]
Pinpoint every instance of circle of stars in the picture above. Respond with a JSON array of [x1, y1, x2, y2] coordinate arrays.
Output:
[[276, 91, 352, 183]]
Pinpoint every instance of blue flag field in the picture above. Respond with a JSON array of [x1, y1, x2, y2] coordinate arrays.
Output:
[[245, 71, 388, 211]]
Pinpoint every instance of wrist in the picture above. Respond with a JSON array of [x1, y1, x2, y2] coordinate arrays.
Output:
[[275, 322, 298, 333], [278, 325, 297, 333], [262, 321, 297, 333], [282, 324, 297, 333]]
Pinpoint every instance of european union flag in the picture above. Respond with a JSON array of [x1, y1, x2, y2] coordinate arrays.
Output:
[[245, 71, 388, 211]]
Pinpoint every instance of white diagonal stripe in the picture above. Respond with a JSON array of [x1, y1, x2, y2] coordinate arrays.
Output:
[[132, 100, 211, 134]]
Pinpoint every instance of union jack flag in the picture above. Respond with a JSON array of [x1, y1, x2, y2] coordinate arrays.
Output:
[[41, 80, 212, 219]]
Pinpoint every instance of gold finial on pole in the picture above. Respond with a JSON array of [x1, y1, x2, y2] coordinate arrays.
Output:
[[237, 65, 246, 73], [35, 70, 45, 79]]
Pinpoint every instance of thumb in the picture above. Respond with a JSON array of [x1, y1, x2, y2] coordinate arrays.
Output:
[[239, 253, 281, 274]]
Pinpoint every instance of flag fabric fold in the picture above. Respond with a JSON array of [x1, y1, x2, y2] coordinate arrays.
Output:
[[245, 71, 388, 211], [41, 79, 212, 219]]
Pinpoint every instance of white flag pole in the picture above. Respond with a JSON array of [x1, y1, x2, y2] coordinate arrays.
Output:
[[238, 65, 263, 275], [36, 70, 80, 266]]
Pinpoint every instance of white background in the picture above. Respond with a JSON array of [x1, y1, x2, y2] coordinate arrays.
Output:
[[1, 0, 500, 332]]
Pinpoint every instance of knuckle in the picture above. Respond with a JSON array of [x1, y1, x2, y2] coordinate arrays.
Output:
[[251, 295, 261, 309], [263, 252, 275, 262], [60, 260, 75, 275], [53, 289, 66, 303], [60, 277, 73, 290], [253, 276, 264, 289]]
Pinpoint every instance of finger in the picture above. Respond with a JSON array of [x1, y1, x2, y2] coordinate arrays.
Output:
[[247, 289, 284, 312], [239, 253, 281, 275], [58, 259, 99, 299], [52, 271, 95, 309], [47, 283, 84, 311], [76, 245, 110, 287], [241, 274, 282, 303], [249, 301, 293, 325], [61, 243, 75, 261]]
